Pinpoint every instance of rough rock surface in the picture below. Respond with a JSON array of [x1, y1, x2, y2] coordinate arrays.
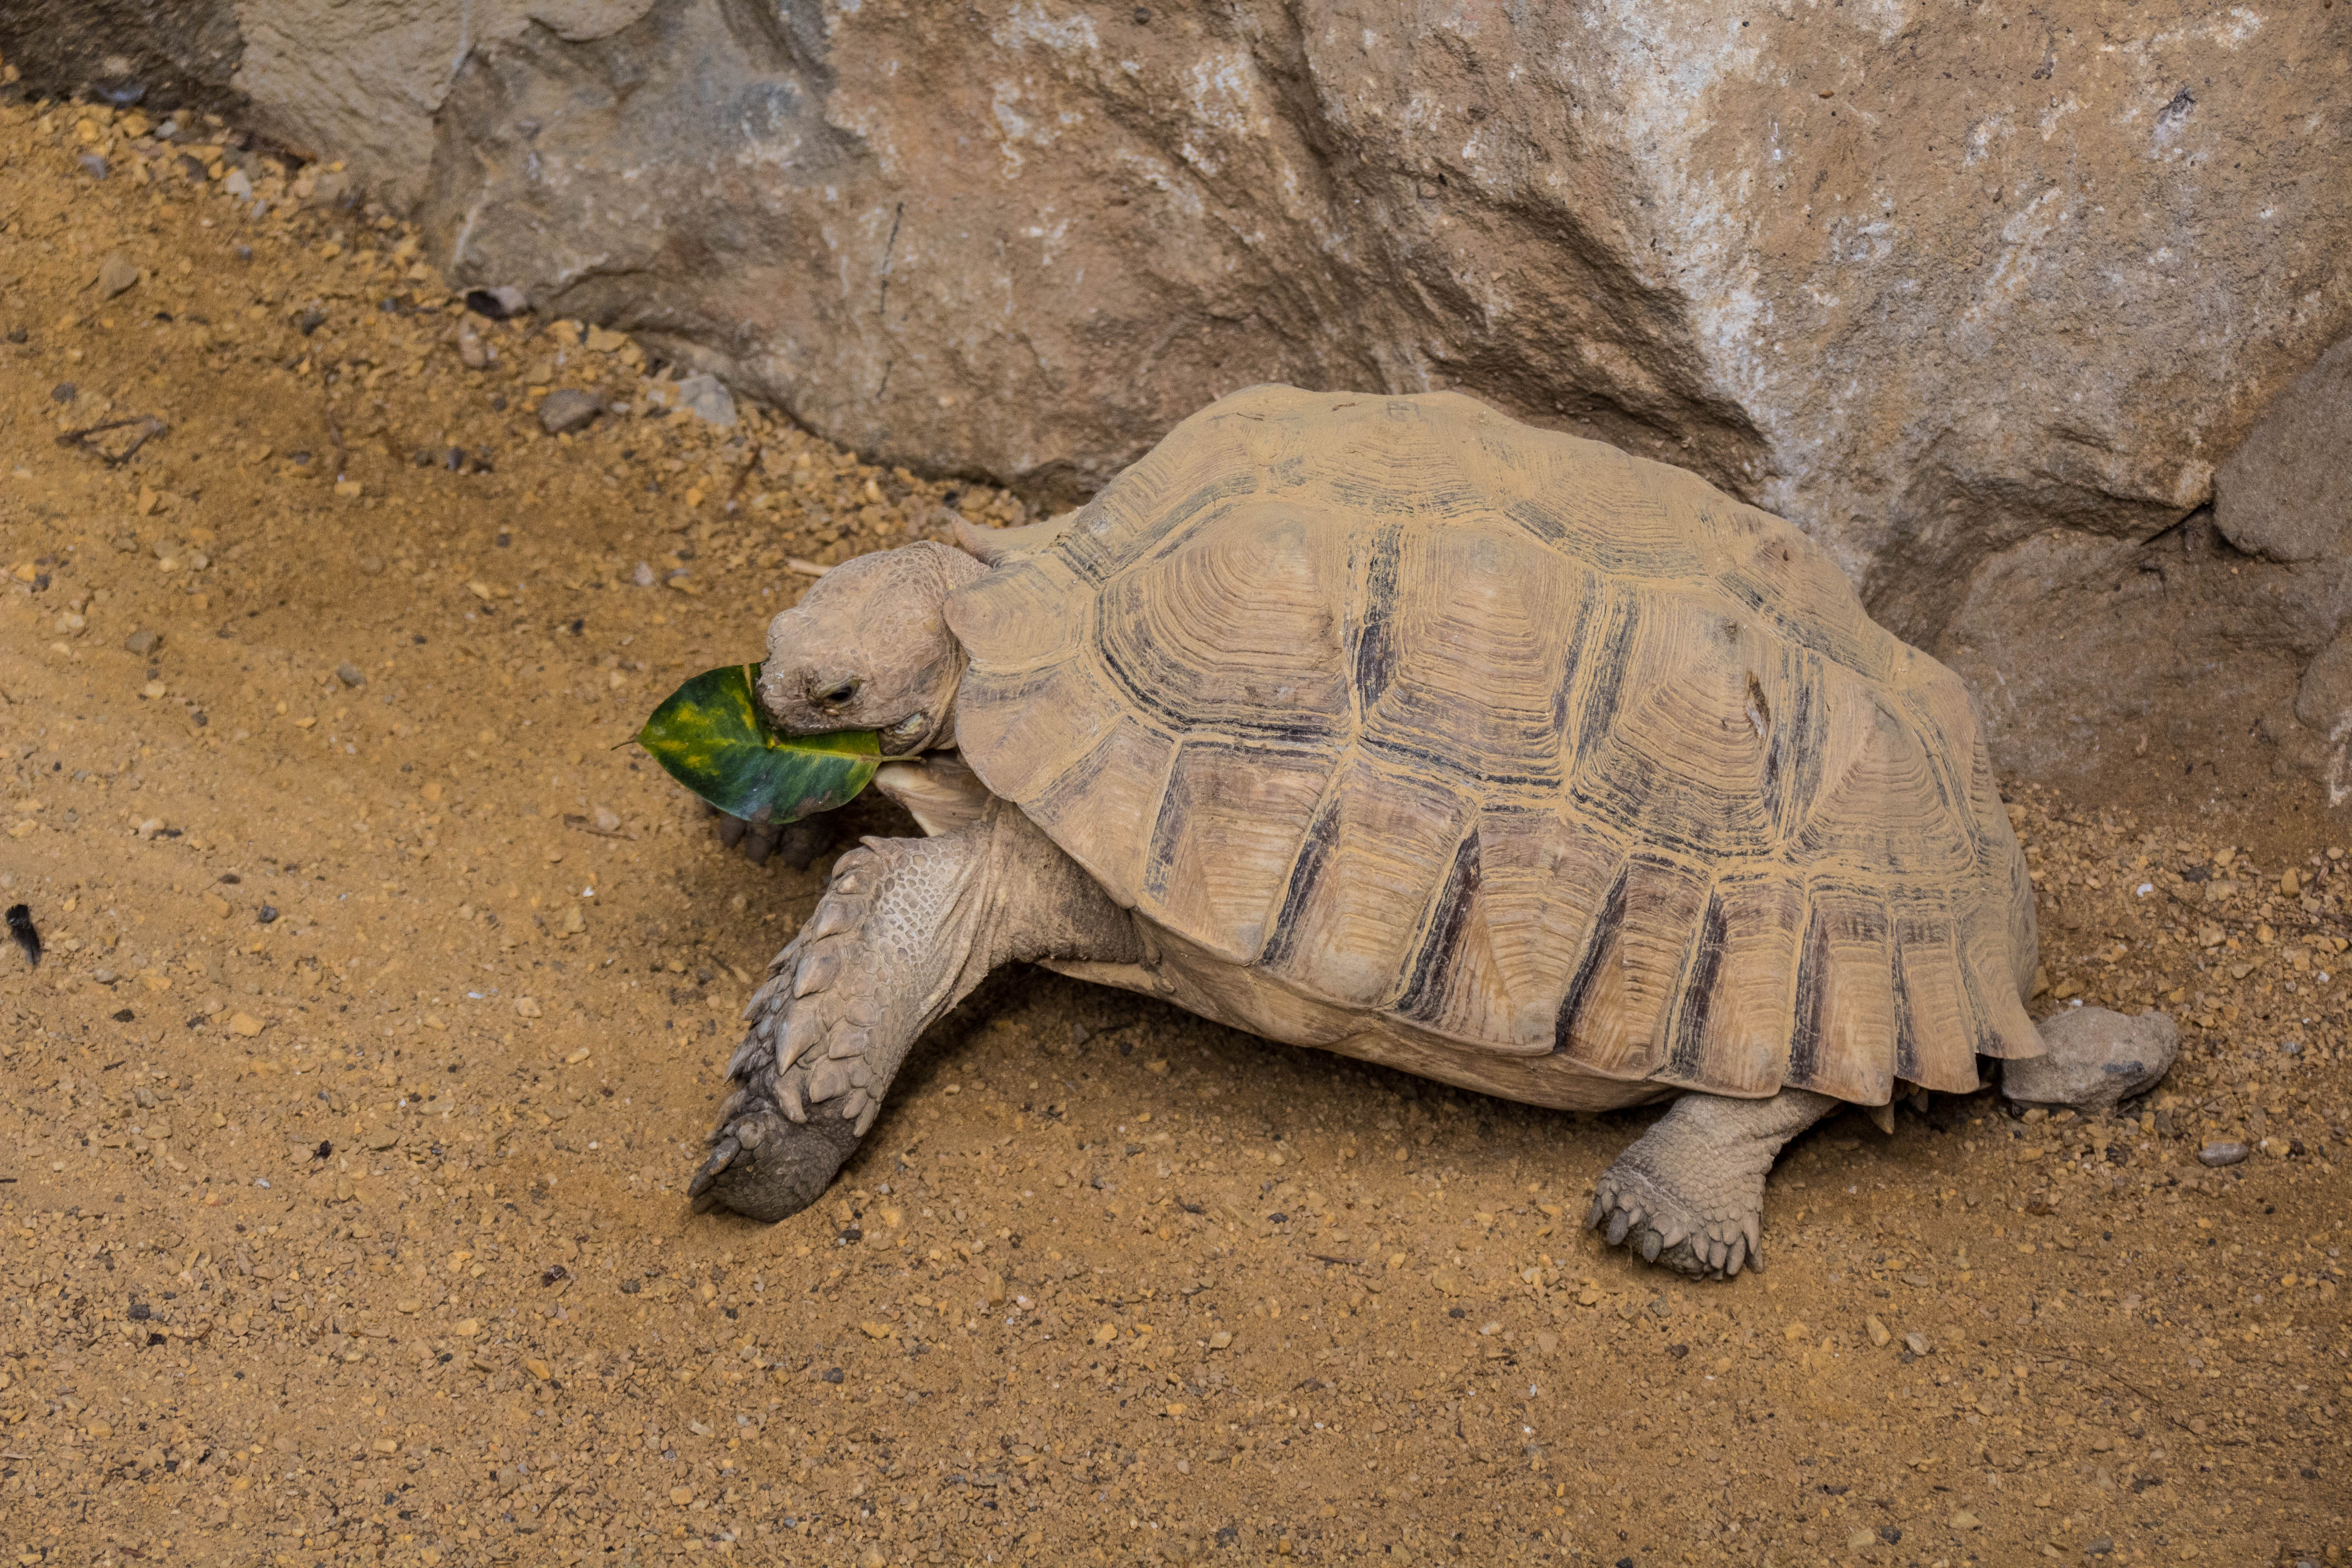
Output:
[[0, 0, 245, 115], [2216, 334, 2352, 566], [2005, 1007, 2180, 1115], [1934, 509, 2352, 786], [9, 1, 2352, 786], [2293, 635, 2352, 805]]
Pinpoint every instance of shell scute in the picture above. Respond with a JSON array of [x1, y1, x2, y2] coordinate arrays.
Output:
[[1138, 739, 1331, 963], [1260, 752, 1480, 1008], [1552, 851, 1713, 1079], [1785, 883, 1899, 1105], [1094, 503, 1354, 745], [1660, 869, 1807, 1096]]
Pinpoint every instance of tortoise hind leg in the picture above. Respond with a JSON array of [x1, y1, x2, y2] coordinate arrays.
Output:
[[1588, 1088, 1838, 1279], [690, 802, 1138, 1222]]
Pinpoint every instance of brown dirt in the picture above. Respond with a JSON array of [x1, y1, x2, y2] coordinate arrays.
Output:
[[0, 97, 2347, 1568]]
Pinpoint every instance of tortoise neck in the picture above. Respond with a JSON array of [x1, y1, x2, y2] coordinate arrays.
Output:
[[925, 544, 987, 753]]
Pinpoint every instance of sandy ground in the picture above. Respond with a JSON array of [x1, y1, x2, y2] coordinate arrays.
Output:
[[0, 93, 2347, 1568]]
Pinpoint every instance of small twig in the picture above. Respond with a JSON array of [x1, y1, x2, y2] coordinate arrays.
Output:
[[2028, 1350, 2190, 1434], [784, 557, 830, 578], [54, 415, 166, 467], [1308, 1253, 1363, 1268], [723, 445, 764, 508]]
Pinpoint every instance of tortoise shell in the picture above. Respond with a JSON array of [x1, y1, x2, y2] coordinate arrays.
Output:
[[945, 386, 2038, 1105]]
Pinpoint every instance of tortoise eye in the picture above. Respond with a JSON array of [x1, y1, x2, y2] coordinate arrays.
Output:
[[817, 679, 859, 706]]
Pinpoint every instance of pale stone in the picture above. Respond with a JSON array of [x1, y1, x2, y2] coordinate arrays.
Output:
[[2004, 1008, 2180, 1115]]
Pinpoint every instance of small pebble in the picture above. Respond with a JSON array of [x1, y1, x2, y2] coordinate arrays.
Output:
[[676, 372, 737, 427], [456, 315, 493, 370], [539, 388, 603, 436], [123, 628, 160, 656], [95, 252, 140, 299], [2197, 1140, 2249, 1167], [336, 662, 366, 687]]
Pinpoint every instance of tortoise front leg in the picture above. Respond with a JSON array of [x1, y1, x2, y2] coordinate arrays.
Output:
[[1587, 1088, 1839, 1279], [689, 803, 1138, 1222]]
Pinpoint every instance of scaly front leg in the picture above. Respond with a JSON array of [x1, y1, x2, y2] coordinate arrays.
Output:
[[689, 802, 1138, 1222]]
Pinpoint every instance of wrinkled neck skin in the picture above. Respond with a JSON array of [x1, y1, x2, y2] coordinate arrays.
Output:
[[897, 547, 985, 756], [900, 668, 962, 757]]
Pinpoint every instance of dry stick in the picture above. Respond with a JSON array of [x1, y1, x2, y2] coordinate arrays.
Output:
[[54, 415, 166, 467], [2028, 1348, 2220, 1441], [723, 445, 764, 509]]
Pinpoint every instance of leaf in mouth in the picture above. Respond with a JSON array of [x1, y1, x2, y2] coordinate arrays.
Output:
[[635, 662, 878, 824]]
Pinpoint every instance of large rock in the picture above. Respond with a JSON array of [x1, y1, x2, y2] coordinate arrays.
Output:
[[8, 1, 2352, 786], [1934, 508, 2352, 787]]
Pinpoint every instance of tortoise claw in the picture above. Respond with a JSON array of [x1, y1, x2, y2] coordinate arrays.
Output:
[[689, 1135, 742, 1202]]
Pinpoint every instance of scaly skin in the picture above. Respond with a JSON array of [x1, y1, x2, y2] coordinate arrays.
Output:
[[689, 801, 1137, 1222], [1587, 1088, 1839, 1279]]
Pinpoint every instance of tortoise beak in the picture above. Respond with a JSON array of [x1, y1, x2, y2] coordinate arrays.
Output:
[[877, 711, 930, 754]]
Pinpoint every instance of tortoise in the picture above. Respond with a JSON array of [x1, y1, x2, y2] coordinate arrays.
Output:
[[688, 383, 2058, 1279]]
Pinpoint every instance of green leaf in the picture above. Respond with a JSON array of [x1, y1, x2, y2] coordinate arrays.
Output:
[[635, 663, 878, 824]]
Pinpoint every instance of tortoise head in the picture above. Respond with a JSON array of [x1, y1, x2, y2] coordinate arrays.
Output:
[[756, 541, 986, 755]]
